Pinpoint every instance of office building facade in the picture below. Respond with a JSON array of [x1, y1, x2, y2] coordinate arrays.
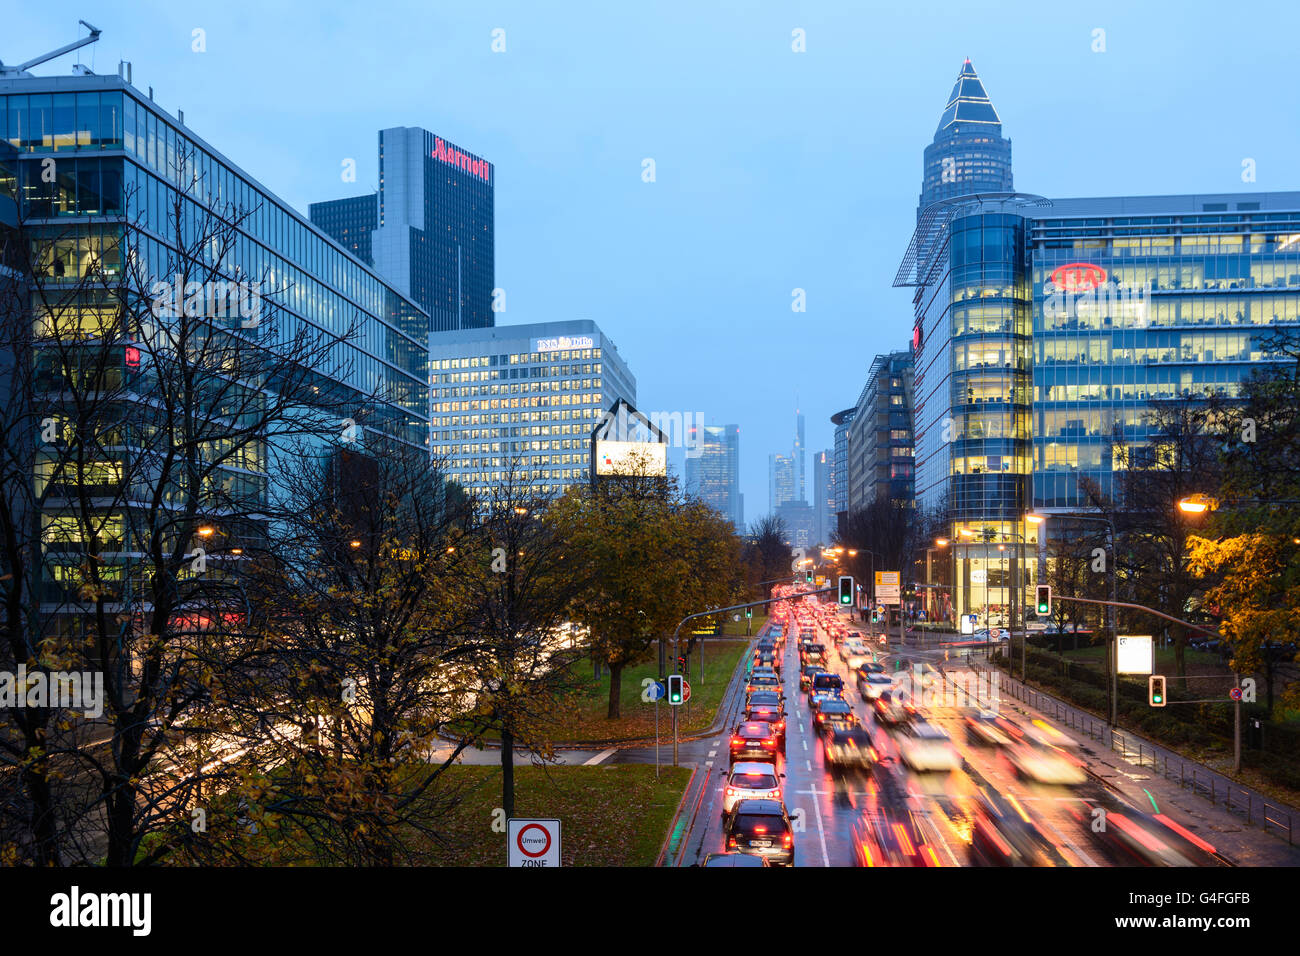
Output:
[[899, 190, 1300, 626], [845, 352, 916, 512], [308, 193, 377, 267], [830, 406, 856, 538], [813, 449, 834, 546], [428, 319, 635, 498], [1, 66, 432, 621], [312, 126, 494, 333], [685, 424, 742, 530], [769, 453, 795, 513]]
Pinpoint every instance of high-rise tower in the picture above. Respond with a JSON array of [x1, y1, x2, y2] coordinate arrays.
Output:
[[917, 59, 1013, 220]]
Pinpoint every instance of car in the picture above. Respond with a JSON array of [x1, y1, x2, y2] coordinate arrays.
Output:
[[729, 721, 781, 764], [752, 650, 779, 673], [896, 720, 961, 773], [800, 643, 828, 667], [967, 791, 1056, 867], [813, 697, 857, 736], [799, 664, 826, 692], [808, 671, 844, 700], [858, 671, 895, 700], [823, 726, 878, 771], [844, 653, 874, 672], [965, 710, 1015, 747], [840, 639, 869, 661], [1021, 719, 1079, 750], [872, 693, 912, 725], [724, 798, 794, 865], [744, 699, 786, 744], [852, 808, 940, 867], [722, 762, 784, 815], [1007, 741, 1086, 785], [745, 673, 783, 699], [700, 852, 770, 867]]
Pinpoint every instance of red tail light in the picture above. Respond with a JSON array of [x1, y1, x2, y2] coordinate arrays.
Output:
[[728, 837, 737, 848], [754, 826, 767, 834], [817, 714, 825, 722], [782, 833, 793, 847], [763, 738, 775, 747], [730, 737, 742, 747]]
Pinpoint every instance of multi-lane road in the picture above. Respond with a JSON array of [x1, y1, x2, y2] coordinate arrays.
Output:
[[668, 594, 1228, 867]]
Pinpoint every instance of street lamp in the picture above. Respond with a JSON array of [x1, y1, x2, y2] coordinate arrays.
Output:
[[1177, 493, 1218, 515]]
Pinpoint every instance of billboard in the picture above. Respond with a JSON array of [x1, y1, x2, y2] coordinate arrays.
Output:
[[875, 571, 901, 605], [593, 440, 667, 477], [1117, 635, 1154, 675]]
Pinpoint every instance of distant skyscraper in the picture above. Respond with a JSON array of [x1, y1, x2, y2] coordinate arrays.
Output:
[[793, 408, 807, 502], [686, 424, 742, 531], [830, 407, 856, 539], [312, 127, 495, 332], [813, 450, 833, 545], [917, 59, 1013, 221], [769, 453, 795, 513], [776, 501, 814, 549]]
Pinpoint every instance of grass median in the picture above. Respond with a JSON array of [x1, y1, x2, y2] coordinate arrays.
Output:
[[543, 628, 758, 744], [427, 763, 693, 866]]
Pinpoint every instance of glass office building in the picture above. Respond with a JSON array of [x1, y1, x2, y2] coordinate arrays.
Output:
[[308, 193, 377, 267], [1, 67, 432, 615], [428, 319, 635, 498], [845, 351, 917, 511], [685, 424, 743, 531], [312, 127, 495, 333], [899, 190, 1300, 626]]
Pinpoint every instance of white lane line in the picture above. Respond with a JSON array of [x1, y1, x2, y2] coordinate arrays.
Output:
[[583, 747, 617, 766], [913, 798, 963, 867], [802, 738, 808, 751], [796, 788, 834, 867], [708, 750, 717, 758], [805, 759, 812, 772]]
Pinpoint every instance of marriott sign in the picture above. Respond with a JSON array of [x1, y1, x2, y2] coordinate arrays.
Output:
[[433, 136, 491, 183]]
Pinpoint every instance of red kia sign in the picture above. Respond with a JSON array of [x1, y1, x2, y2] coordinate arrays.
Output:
[[1049, 263, 1107, 292]]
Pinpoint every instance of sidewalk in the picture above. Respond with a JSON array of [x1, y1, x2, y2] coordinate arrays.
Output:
[[953, 662, 1300, 866]]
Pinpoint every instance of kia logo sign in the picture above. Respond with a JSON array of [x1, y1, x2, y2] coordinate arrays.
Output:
[[1049, 263, 1107, 292]]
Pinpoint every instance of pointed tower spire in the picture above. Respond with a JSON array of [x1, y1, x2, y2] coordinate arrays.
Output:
[[935, 58, 1002, 134]]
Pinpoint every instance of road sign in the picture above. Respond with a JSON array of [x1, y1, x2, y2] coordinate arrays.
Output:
[[681, 680, 692, 704], [1117, 635, 1153, 675], [1229, 687, 1243, 702], [960, 614, 975, 635], [507, 818, 561, 867], [875, 571, 901, 605], [646, 680, 666, 702]]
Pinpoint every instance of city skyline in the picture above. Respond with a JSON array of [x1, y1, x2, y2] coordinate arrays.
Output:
[[9, 3, 1298, 524]]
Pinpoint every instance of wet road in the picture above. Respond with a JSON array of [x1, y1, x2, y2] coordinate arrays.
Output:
[[668, 601, 1227, 867]]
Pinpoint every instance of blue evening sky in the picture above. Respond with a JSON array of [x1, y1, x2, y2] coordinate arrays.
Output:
[[9, 1, 1300, 525]]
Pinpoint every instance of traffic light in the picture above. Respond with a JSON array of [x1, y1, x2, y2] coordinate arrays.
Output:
[[676, 655, 686, 674], [1035, 585, 1051, 616], [805, 569, 813, 584], [1148, 675, 1166, 707], [838, 575, 854, 605], [667, 674, 684, 705], [745, 607, 752, 619], [870, 608, 879, 624]]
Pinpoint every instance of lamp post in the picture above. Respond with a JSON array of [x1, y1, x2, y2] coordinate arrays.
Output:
[[1027, 510, 1119, 727]]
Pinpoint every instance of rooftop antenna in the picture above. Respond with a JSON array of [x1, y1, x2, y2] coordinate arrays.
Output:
[[0, 20, 102, 77]]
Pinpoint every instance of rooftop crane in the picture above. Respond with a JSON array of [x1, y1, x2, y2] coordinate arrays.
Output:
[[1, 20, 101, 77]]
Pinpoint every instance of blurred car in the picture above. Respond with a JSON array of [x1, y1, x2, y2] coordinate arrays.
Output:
[[800, 643, 828, 668], [744, 696, 786, 744], [724, 798, 794, 865], [745, 672, 783, 699], [852, 808, 940, 867], [873, 694, 912, 727], [1096, 809, 1220, 867], [824, 726, 878, 771], [967, 791, 1057, 867], [965, 710, 1015, 747], [896, 721, 961, 773], [857, 670, 895, 701], [1022, 719, 1080, 750], [700, 852, 769, 867], [722, 762, 784, 815], [1007, 741, 1086, 785]]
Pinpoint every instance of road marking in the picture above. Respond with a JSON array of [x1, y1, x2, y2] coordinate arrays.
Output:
[[705, 760, 713, 769], [1034, 810, 1099, 867], [802, 738, 808, 751], [805, 759, 812, 772], [795, 788, 835, 867], [583, 747, 617, 766], [707, 750, 717, 758]]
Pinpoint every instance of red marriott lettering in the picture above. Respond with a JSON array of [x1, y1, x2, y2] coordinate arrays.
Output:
[[433, 137, 491, 183]]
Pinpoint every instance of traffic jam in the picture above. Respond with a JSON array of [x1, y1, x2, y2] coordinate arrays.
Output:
[[695, 584, 1223, 867]]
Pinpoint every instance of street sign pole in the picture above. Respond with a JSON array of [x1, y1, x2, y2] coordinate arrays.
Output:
[[655, 698, 660, 779]]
